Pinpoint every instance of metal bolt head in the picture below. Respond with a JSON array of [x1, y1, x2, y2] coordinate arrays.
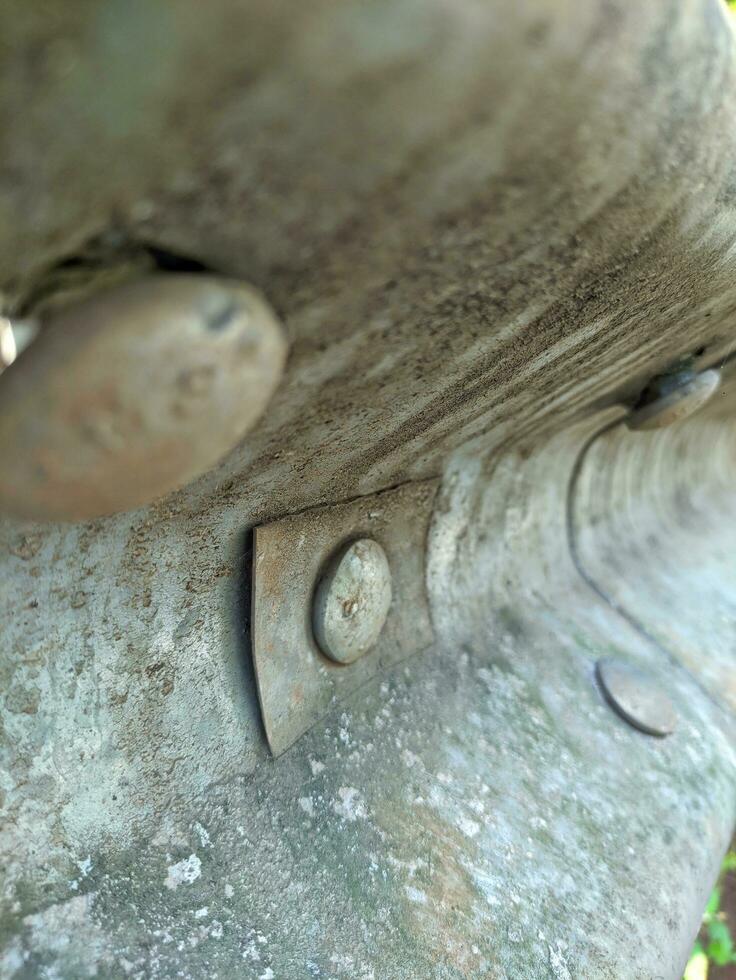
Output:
[[0, 274, 287, 521], [312, 539, 392, 665], [626, 368, 720, 431], [595, 657, 676, 737]]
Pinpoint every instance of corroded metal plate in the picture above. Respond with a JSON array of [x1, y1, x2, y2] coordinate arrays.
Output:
[[252, 480, 439, 755]]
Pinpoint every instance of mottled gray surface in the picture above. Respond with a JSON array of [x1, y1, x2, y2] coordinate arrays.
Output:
[[2, 415, 735, 978], [2, 0, 736, 976]]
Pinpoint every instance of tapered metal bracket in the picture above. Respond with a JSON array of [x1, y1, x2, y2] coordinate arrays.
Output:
[[251, 480, 439, 755]]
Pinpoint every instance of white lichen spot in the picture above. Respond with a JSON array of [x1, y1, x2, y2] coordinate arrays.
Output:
[[242, 941, 261, 962], [224, 883, 235, 899], [405, 886, 428, 905], [210, 920, 224, 939], [549, 943, 573, 980], [77, 855, 93, 877], [332, 787, 367, 822], [338, 713, 352, 746], [457, 815, 480, 838], [299, 796, 315, 818], [165, 854, 201, 890], [0, 940, 25, 976], [194, 907, 208, 919], [242, 929, 268, 962], [193, 822, 212, 848], [259, 969, 275, 980], [309, 758, 326, 775]]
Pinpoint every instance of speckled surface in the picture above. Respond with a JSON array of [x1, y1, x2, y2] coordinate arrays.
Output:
[[2, 0, 736, 976], [2, 414, 735, 978], [3, 0, 736, 519]]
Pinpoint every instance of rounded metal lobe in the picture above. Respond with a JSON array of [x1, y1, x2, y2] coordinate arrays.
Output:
[[595, 657, 677, 737], [0, 274, 287, 521], [626, 368, 721, 431], [312, 538, 392, 665]]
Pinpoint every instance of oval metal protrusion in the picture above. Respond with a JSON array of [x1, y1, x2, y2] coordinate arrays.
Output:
[[312, 539, 392, 665], [595, 658, 677, 737], [626, 368, 721, 431], [0, 274, 287, 521]]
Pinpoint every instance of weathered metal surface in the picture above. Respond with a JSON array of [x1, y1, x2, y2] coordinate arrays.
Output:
[[252, 482, 437, 755], [3, 414, 732, 978], [1, 0, 735, 977], [626, 367, 722, 431], [595, 658, 677, 737], [571, 362, 736, 712], [0, 275, 287, 521], [1, 1, 736, 524], [312, 538, 393, 665]]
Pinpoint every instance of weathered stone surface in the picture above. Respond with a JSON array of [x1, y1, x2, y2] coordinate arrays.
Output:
[[1, 1, 735, 976]]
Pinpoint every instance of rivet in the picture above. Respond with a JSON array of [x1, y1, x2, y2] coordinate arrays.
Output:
[[0, 316, 38, 373], [626, 367, 720, 431], [312, 538, 392, 665], [595, 657, 676, 737], [0, 274, 287, 521]]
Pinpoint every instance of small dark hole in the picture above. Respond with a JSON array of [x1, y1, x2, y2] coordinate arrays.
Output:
[[55, 256, 89, 270], [694, 345, 706, 357], [14, 238, 215, 319], [145, 246, 209, 274]]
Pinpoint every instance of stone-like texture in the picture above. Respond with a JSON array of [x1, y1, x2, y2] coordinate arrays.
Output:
[[2, 0, 736, 976], [2, 413, 735, 978]]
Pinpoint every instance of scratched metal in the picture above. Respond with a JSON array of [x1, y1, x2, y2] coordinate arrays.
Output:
[[252, 480, 438, 755], [2, 0, 736, 976]]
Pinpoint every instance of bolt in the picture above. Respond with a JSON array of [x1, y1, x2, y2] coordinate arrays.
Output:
[[0, 316, 38, 373], [0, 274, 287, 521], [595, 657, 676, 737], [312, 538, 392, 665], [626, 367, 721, 431]]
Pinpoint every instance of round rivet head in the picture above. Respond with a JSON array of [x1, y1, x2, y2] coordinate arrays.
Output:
[[0, 274, 287, 521], [312, 539, 392, 665], [595, 658, 676, 737], [626, 368, 720, 431]]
